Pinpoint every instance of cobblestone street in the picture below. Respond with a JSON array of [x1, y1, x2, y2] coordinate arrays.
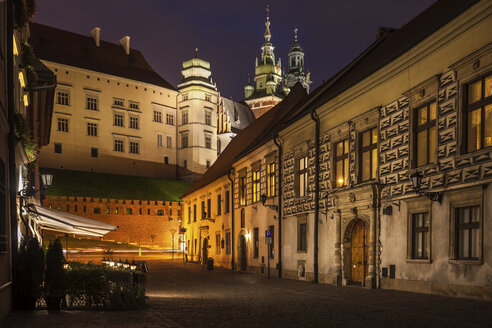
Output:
[[2, 260, 492, 328]]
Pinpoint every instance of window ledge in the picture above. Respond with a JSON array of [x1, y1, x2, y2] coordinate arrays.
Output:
[[455, 147, 492, 162], [406, 259, 432, 264], [448, 259, 483, 265]]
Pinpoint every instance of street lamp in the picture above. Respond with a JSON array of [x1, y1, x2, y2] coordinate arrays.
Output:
[[130, 259, 137, 272], [410, 171, 441, 203], [261, 194, 278, 212], [123, 258, 130, 269], [18, 172, 54, 197]]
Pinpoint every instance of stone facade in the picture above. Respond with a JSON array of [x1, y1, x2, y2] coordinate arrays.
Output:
[[182, 0, 492, 300], [42, 197, 183, 248]]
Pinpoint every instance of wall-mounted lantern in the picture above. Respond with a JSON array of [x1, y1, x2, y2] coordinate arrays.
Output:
[[410, 171, 441, 203]]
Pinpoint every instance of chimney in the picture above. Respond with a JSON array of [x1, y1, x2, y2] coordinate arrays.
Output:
[[119, 36, 130, 55], [90, 27, 100, 47]]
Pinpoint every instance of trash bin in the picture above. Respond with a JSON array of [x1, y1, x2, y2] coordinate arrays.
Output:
[[207, 257, 214, 270]]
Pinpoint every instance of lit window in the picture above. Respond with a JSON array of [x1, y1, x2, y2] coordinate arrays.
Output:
[[87, 122, 98, 136], [129, 141, 139, 154], [360, 128, 378, 181], [113, 139, 124, 152], [57, 117, 69, 132], [267, 162, 276, 197], [57, 90, 70, 106], [153, 110, 162, 123], [415, 102, 437, 167], [252, 169, 260, 203], [298, 156, 308, 196], [113, 112, 124, 127], [157, 134, 163, 147], [86, 95, 98, 111], [129, 115, 139, 129], [166, 113, 174, 125], [334, 140, 348, 187], [465, 74, 492, 152], [239, 176, 246, 206]]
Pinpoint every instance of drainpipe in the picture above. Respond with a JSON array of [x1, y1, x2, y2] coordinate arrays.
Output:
[[7, 0, 19, 305], [310, 109, 320, 284], [273, 133, 282, 278], [227, 168, 235, 271]]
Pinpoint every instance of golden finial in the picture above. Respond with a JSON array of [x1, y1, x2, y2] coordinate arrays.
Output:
[[266, 5, 270, 22], [195, 48, 198, 57], [264, 5, 271, 40], [294, 27, 298, 42]]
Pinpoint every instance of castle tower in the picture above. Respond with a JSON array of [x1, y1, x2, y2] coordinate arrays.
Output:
[[244, 6, 286, 118], [284, 28, 312, 92], [177, 50, 219, 181]]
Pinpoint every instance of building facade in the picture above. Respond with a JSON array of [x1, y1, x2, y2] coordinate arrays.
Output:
[[30, 23, 180, 179], [183, 0, 492, 299], [1, 0, 55, 319]]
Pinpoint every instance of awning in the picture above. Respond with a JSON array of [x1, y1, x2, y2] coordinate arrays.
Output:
[[27, 204, 118, 237]]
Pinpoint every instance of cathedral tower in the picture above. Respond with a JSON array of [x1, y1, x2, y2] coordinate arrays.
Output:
[[244, 6, 286, 118], [284, 28, 312, 92]]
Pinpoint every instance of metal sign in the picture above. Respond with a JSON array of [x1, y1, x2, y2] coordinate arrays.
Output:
[[265, 230, 271, 238], [266, 237, 272, 245], [180, 228, 187, 233]]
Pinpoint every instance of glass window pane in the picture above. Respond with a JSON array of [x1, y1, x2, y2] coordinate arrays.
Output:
[[423, 231, 428, 259], [336, 160, 344, 186], [429, 102, 437, 121], [371, 149, 378, 179], [344, 140, 349, 154], [428, 126, 436, 164], [344, 158, 349, 184], [471, 206, 480, 223], [336, 142, 343, 157], [468, 80, 482, 104], [418, 106, 427, 125], [468, 109, 481, 151], [372, 128, 378, 144], [417, 130, 428, 166], [471, 228, 479, 258], [362, 131, 370, 147], [485, 104, 492, 148], [459, 228, 469, 258], [415, 232, 422, 258], [485, 75, 492, 98], [362, 151, 370, 181]]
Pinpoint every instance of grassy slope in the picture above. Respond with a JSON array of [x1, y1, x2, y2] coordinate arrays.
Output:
[[44, 169, 193, 201]]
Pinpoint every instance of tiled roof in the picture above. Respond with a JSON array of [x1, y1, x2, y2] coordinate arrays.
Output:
[[29, 23, 176, 91], [182, 84, 307, 198]]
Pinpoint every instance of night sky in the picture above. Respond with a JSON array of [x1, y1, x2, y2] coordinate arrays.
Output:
[[33, 0, 435, 100]]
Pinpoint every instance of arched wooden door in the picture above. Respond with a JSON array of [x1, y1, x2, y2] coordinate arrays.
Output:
[[351, 220, 369, 285], [202, 238, 208, 266], [239, 235, 247, 271]]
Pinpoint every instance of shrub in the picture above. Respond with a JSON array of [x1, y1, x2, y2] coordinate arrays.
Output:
[[45, 238, 66, 297], [16, 237, 44, 310]]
